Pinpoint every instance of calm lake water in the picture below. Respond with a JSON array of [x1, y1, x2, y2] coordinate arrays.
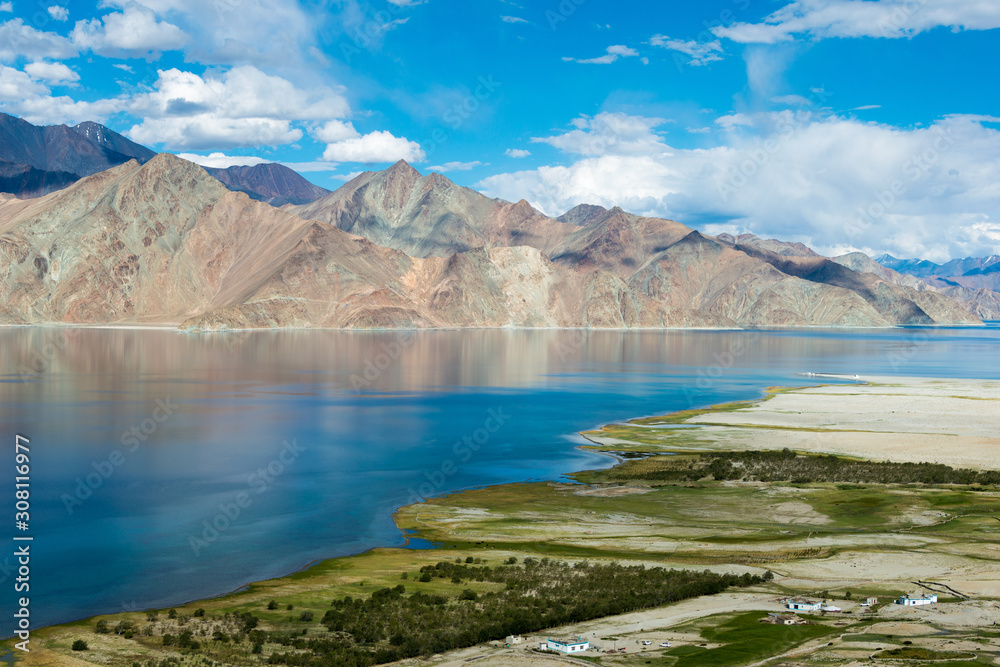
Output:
[[1, 325, 999, 628]]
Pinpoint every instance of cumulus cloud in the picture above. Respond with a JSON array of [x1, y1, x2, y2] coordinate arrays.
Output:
[[97, 0, 317, 67], [0, 2, 11, 11], [563, 44, 639, 64], [505, 148, 531, 158], [0, 64, 121, 124], [310, 119, 424, 164], [47, 6, 68, 20], [71, 4, 188, 56], [429, 161, 483, 172], [126, 66, 350, 149], [0, 18, 78, 62], [24, 60, 79, 84], [175, 152, 270, 168], [713, 0, 1000, 43], [478, 112, 1000, 262], [650, 35, 723, 66], [531, 112, 670, 156], [321, 130, 425, 164]]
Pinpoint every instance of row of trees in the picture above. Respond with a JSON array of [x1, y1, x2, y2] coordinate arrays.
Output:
[[266, 559, 766, 667], [609, 448, 1000, 486]]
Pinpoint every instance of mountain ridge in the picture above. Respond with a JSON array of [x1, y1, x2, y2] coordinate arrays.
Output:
[[0, 155, 983, 330]]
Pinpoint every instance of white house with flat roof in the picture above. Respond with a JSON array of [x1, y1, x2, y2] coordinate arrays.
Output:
[[786, 598, 822, 612], [544, 638, 590, 654], [898, 594, 937, 606]]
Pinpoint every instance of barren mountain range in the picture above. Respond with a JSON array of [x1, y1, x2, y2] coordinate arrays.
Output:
[[0, 113, 329, 206], [0, 151, 988, 330]]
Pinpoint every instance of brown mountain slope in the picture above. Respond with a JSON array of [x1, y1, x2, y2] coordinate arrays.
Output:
[[734, 244, 980, 325], [0, 157, 983, 330], [290, 160, 575, 258]]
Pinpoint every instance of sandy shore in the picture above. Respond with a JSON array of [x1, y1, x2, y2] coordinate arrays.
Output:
[[590, 376, 1000, 469]]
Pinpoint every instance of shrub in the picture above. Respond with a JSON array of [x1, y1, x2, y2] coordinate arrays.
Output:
[[72, 640, 88, 651]]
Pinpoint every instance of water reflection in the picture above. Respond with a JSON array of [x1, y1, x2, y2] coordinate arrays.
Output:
[[0, 325, 997, 627]]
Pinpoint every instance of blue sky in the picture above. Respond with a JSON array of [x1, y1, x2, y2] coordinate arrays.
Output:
[[0, 0, 998, 260]]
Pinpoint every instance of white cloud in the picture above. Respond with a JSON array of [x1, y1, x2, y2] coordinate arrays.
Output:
[[279, 161, 342, 173], [854, 104, 881, 110], [0, 18, 77, 62], [71, 4, 188, 56], [112, 63, 134, 72], [47, 5, 68, 20], [321, 130, 425, 164], [176, 152, 269, 168], [505, 148, 531, 158], [713, 0, 1000, 43], [0, 64, 122, 124], [478, 112, 1000, 262], [387, 0, 425, 5], [429, 161, 483, 172], [531, 112, 670, 156], [564, 44, 639, 64], [0, 3, 11, 11], [97, 0, 317, 67], [24, 60, 79, 84], [650, 35, 723, 66], [314, 119, 360, 143], [126, 66, 349, 149], [501, 15, 529, 23]]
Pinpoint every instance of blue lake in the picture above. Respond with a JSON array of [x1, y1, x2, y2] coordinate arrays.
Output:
[[1, 325, 998, 628]]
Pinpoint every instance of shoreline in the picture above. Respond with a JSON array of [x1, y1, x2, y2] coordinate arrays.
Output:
[[5, 377, 858, 633], [12, 374, 1000, 647]]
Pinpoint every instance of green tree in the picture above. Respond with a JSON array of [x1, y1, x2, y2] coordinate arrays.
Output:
[[72, 640, 88, 651]]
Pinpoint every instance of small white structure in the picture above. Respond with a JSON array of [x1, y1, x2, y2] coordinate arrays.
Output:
[[506, 635, 524, 645], [764, 613, 808, 625], [545, 638, 590, 654], [898, 594, 937, 606], [786, 597, 822, 612], [860, 597, 878, 607], [821, 604, 842, 612]]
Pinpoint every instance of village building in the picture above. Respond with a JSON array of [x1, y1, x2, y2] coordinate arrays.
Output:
[[762, 613, 809, 625], [785, 597, 823, 612], [543, 638, 591, 654], [897, 593, 937, 606], [860, 597, 879, 607]]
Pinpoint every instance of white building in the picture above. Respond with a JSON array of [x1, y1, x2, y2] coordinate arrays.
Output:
[[545, 638, 590, 654], [786, 598, 822, 612], [898, 594, 937, 606], [860, 597, 878, 607]]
